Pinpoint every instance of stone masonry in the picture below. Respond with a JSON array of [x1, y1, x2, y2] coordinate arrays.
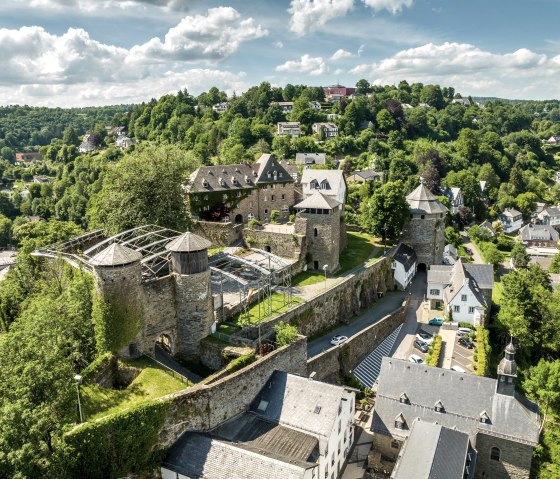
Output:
[[475, 433, 534, 479], [400, 213, 446, 266]]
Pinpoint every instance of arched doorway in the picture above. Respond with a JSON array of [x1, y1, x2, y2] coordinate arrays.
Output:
[[265, 245, 271, 253], [155, 333, 173, 355], [235, 213, 243, 224], [417, 263, 427, 272]]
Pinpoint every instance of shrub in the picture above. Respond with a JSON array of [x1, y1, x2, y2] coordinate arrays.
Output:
[[289, 214, 296, 223], [225, 352, 256, 373], [473, 327, 491, 377], [424, 335, 443, 367], [270, 210, 280, 223], [274, 321, 299, 346], [247, 219, 262, 230]]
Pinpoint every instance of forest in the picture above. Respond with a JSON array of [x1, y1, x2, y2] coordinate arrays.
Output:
[[1, 80, 560, 478]]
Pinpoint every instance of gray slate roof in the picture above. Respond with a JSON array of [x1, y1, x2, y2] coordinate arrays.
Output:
[[540, 207, 560, 217], [407, 183, 448, 215], [89, 243, 142, 266], [295, 153, 326, 165], [519, 224, 559, 242], [371, 358, 540, 446], [479, 220, 496, 236], [163, 432, 313, 479], [393, 243, 417, 271], [253, 154, 293, 184], [295, 191, 341, 210], [166, 232, 212, 252], [500, 208, 522, 218], [249, 370, 354, 455], [349, 169, 383, 181], [427, 261, 493, 291], [187, 164, 256, 193], [392, 420, 470, 479], [301, 169, 345, 199]]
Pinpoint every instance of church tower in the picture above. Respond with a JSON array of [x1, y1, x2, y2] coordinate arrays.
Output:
[[400, 181, 448, 267], [497, 339, 518, 396]]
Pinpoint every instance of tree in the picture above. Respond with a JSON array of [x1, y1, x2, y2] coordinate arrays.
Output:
[[480, 242, 504, 272], [420, 85, 445, 109], [376, 109, 397, 132], [515, 192, 538, 220], [445, 226, 462, 249], [355, 79, 372, 95], [523, 359, 560, 424], [359, 181, 409, 243], [88, 144, 199, 235], [274, 321, 299, 346], [511, 242, 530, 269], [550, 252, 560, 274]]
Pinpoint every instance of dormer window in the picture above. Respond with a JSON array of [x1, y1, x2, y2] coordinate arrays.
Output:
[[395, 413, 406, 430], [434, 400, 444, 413], [479, 411, 490, 424], [399, 393, 409, 404], [201, 179, 209, 187], [231, 176, 237, 184], [245, 175, 250, 183], [267, 172, 272, 178], [253, 171, 258, 177], [279, 172, 283, 178]]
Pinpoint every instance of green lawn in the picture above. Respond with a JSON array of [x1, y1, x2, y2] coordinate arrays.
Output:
[[81, 356, 189, 421], [292, 270, 325, 286], [492, 277, 504, 305], [236, 292, 302, 325], [338, 232, 382, 274]]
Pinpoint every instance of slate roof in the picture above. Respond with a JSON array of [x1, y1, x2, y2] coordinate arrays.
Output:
[[500, 208, 522, 218], [444, 244, 458, 258], [162, 432, 313, 479], [348, 169, 383, 181], [301, 169, 345, 199], [295, 153, 326, 165], [392, 420, 470, 479], [89, 243, 142, 266], [249, 370, 354, 455], [393, 243, 417, 271], [187, 164, 256, 193], [479, 220, 496, 236], [371, 358, 540, 446], [427, 264, 454, 284], [407, 183, 448, 215], [540, 207, 560, 217], [440, 186, 462, 204], [427, 261, 494, 291], [252, 154, 293, 184], [294, 191, 341, 210], [519, 224, 559, 242], [165, 232, 212, 252], [443, 260, 488, 307]]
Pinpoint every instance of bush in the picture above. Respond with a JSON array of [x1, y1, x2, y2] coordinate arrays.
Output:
[[225, 352, 256, 373], [247, 219, 262, 230], [274, 321, 299, 346], [270, 210, 280, 223], [289, 214, 296, 223], [473, 327, 491, 376], [424, 335, 443, 367]]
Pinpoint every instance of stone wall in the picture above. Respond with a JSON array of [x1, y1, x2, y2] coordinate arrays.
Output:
[[400, 213, 445, 266], [192, 220, 243, 246], [233, 256, 394, 342], [158, 336, 307, 448], [306, 299, 408, 383], [243, 226, 305, 260], [475, 433, 534, 479]]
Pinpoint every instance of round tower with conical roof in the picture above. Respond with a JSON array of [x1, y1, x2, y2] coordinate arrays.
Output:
[[400, 182, 448, 267], [166, 232, 214, 360], [497, 339, 518, 396]]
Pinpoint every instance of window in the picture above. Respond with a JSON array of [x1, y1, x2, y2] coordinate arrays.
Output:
[[338, 420, 341, 434], [264, 209, 268, 214], [453, 305, 460, 313], [257, 400, 268, 412], [314, 228, 318, 237], [421, 215, 425, 219], [281, 194, 285, 200], [271, 195, 275, 201], [314, 405, 322, 414], [247, 213, 254, 220], [468, 306, 475, 314], [282, 205, 289, 212], [395, 420, 404, 430], [202, 205, 210, 211], [430, 289, 440, 295], [236, 191, 241, 197], [490, 447, 501, 462], [249, 201, 253, 208], [390, 440, 399, 450], [461, 294, 467, 301]]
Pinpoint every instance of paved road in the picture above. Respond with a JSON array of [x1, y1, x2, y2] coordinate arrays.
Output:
[[307, 290, 407, 358], [461, 231, 484, 264]]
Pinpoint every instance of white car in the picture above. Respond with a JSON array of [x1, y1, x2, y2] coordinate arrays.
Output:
[[409, 354, 424, 364], [457, 327, 472, 337], [330, 335, 348, 346], [415, 330, 434, 344], [451, 365, 466, 373]]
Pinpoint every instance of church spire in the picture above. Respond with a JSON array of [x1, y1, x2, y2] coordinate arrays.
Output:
[[497, 338, 517, 396]]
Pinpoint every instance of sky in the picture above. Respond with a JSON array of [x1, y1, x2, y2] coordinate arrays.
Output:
[[1, 0, 560, 107]]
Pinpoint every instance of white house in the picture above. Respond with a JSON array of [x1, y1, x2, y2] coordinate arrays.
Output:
[[537, 207, 560, 227], [301, 169, 346, 207], [277, 122, 301, 137], [160, 371, 356, 479], [498, 208, 523, 234], [556, 171, 560, 183], [312, 122, 338, 138], [427, 259, 494, 326], [309, 100, 322, 111], [115, 135, 136, 150], [440, 186, 464, 214], [392, 243, 417, 290], [212, 102, 229, 113], [545, 135, 560, 146], [277, 101, 294, 114], [78, 134, 95, 153], [295, 152, 327, 169], [443, 244, 458, 265], [452, 98, 471, 106]]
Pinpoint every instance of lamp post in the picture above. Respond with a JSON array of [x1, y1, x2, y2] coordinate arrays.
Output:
[[74, 374, 83, 424], [383, 223, 387, 255], [323, 264, 329, 289]]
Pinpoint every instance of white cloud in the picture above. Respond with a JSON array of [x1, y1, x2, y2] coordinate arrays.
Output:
[[351, 42, 560, 98], [288, 0, 354, 36], [276, 54, 328, 76], [358, 44, 365, 56], [274, 41, 284, 49], [331, 49, 354, 61], [362, 0, 414, 14], [23, 0, 195, 12]]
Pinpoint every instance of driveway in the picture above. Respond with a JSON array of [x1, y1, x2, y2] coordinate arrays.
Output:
[[461, 231, 484, 264], [307, 290, 407, 358]]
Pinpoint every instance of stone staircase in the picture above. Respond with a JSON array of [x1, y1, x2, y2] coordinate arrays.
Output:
[[352, 324, 403, 388]]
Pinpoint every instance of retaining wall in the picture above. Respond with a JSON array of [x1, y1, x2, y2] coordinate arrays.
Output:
[[192, 221, 243, 246]]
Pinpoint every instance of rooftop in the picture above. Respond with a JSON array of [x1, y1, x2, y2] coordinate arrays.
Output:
[[294, 191, 341, 210], [301, 169, 345, 198], [393, 243, 417, 271], [165, 231, 212, 252], [407, 183, 448, 215], [89, 243, 143, 267], [519, 224, 559, 242]]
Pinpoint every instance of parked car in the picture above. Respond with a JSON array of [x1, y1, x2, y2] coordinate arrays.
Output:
[[330, 335, 348, 346], [465, 247, 473, 255], [416, 330, 434, 344], [451, 365, 466, 373], [428, 317, 443, 326], [414, 340, 429, 353], [409, 354, 424, 364], [457, 327, 472, 337], [459, 337, 475, 349]]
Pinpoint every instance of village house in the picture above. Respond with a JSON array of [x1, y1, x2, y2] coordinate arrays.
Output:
[[518, 224, 559, 249], [545, 135, 560, 146], [301, 169, 346, 207], [186, 154, 295, 224], [276, 101, 294, 114], [324, 85, 356, 103], [452, 97, 471, 106], [161, 371, 356, 479], [346, 169, 383, 184], [312, 122, 338, 138], [498, 208, 523, 234], [391, 243, 417, 290], [295, 152, 327, 169], [212, 102, 229, 114], [371, 343, 539, 479], [479, 220, 497, 237], [427, 258, 493, 326], [440, 186, 464, 214], [15, 152, 43, 164], [115, 135, 136, 150], [310, 100, 322, 111], [277, 122, 301, 137], [537, 206, 560, 227], [78, 134, 96, 153]]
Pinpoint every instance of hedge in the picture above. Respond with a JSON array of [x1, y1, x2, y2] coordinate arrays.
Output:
[[425, 335, 443, 367], [56, 399, 171, 479], [473, 327, 491, 377], [225, 352, 256, 374], [80, 352, 116, 383]]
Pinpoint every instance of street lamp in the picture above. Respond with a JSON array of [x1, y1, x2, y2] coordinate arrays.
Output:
[[323, 264, 329, 289], [74, 374, 83, 424]]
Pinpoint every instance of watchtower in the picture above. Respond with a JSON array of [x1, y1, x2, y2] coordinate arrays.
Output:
[[165, 232, 214, 360], [400, 182, 447, 267], [294, 191, 341, 273]]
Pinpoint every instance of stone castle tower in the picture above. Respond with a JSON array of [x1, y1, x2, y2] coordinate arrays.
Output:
[[294, 191, 342, 273], [497, 339, 517, 396], [89, 232, 214, 360], [400, 182, 447, 266]]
